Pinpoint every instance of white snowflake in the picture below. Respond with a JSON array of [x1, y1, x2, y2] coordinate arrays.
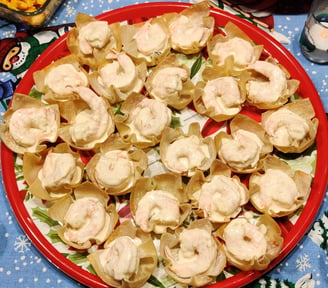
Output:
[[296, 254, 312, 272], [14, 235, 31, 253]]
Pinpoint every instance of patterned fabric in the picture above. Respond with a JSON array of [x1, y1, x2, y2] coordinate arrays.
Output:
[[0, 1, 327, 287]]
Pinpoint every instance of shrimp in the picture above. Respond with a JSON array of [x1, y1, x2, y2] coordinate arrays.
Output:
[[165, 228, 217, 278], [164, 135, 210, 173], [64, 197, 107, 244], [223, 218, 267, 261], [202, 76, 242, 114], [198, 175, 246, 221], [135, 190, 180, 233], [102, 236, 140, 281], [219, 129, 263, 171], [9, 105, 58, 148], [94, 150, 133, 188], [246, 60, 287, 103], [70, 86, 111, 144], [149, 67, 188, 100], [101, 52, 138, 90], [130, 98, 172, 138], [78, 21, 111, 55]]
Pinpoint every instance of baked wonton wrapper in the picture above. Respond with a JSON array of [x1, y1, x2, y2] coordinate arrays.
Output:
[[249, 155, 312, 217], [67, 13, 121, 69], [121, 15, 171, 66], [23, 143, 84, 201], [115, 93, 172, 148], [186, 159, 249, 223], [86, 133, 148, 195], [89, 50, 147, 104], [164, 1, 214, 54], [33, 54, 89, 103], [246, 58, 300, 109], [216, 212, 283, 271], [0, 93, 60, 154], [207, 21, 263, 69], [215, 114, 273, 174], [59, 86, 115, 150], [145, 54, 195, 110], [48, 181, 119, 250], [193, 65, 248, 122], [262, 98, 318, 153], [160, 122, 217, 176], [88, 220, 157, 288], [130, 173, 191, 234], [160, 218, 226, 287]]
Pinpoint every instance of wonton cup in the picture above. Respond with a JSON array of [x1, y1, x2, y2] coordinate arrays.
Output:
[[23, 143, 84, 201], [33, 54, 89, 103], [160, 218, 226, 287], [262, 98, 318, 153], [58, 86, 115, 150], [89, 50, 147, 104], [160, 122, 217, 176], [115, 93, 172, 149], [164, 1, 214, 54], [249, 155, 312, 217], [48, 181, 119, 250], [88, 220, 158, 288], [86, 133, 148, 195], [215, 114, 273, 174], [0, 93, 60, 154], [216, 212, 283, 271], [145, 54, 195, 110], [207, 21, 263, 70], [246, 57, 300, 110], [193, 65, 248, 122], [121, 15, 171, 66], [130, 173, 191, 234], [186, 159, 249, 223], [67, 13, 121, 69]]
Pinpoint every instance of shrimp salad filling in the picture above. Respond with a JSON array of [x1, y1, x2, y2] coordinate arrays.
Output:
[[0, 2, 319, 288]]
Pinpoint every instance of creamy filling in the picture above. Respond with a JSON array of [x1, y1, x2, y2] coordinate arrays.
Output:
[[129, 98, 172, 140], [219, 129, 263, 170], [101, 236, 141, 281], [134, 20, 168, 55], [212, 37, 255, 66], [264, 108, 310, 146], [251, 168, 299, 212], [63, 197, 107, 244], [44, 63, 88, 95], [223, 218, 267, 261], [198, 175, 245, 221], [202, 76, 242, 114], [165, 135, 210, 173], [149, 67, 188, 100], [95, 150, 133, 188], [38, 152, 79, 189], [78, 21, 111, 54], [9, 106, 58, 147], [135, 190, 180, 233], [165, 228, 217, 278]]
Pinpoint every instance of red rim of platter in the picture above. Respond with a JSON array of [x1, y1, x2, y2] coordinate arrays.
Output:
[[1, 2, 327, 288]]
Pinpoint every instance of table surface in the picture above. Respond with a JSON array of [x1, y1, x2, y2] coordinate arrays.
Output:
[[0, 1, 327, 287]]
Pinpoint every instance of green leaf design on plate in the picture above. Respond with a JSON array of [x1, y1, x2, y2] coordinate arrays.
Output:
[[47, 229, 62, 244], [147, 275, 166, 288], [66, 250, 89, 265], [32, 207, 59, 227], [190, 54, 203, 79], [28, 87, 43, 100]]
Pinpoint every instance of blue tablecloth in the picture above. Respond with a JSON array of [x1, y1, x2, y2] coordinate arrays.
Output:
[[0, 1, 327, 287]]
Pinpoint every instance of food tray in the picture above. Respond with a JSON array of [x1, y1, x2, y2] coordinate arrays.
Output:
[[0, 0, 63, 27]]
